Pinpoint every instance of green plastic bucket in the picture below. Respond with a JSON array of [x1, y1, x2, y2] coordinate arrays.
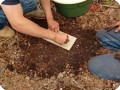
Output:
[[54, 0, 92, 17]]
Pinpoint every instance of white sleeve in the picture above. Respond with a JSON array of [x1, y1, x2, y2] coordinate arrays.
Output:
[[0, 0, 5, 5]]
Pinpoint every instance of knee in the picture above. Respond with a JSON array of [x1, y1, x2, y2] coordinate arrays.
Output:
[[96, 29, 109, 43], [88, 58, 99, 71], [31, 0, 38, 8], [88, 54, 120, 81], [96, 29, 120, 50], [0, 17, 8, 29], [20, 0, 38, 13]]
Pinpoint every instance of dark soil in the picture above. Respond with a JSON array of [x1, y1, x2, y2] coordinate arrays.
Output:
[[6, 16, 101, 78], [1, 1, 120, 89]]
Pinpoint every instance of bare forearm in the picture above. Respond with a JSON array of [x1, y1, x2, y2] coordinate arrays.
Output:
[[13, 17, 55, 40], [1, 4, 55, 40], [40, 0, 53, 20], [1, 4, 67, 44]]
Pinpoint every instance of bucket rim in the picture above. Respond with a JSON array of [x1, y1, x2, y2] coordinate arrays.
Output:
[[52, 0, 86, 4]]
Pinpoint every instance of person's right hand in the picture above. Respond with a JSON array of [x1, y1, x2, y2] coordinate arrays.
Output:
[[114, 21, 120, 32], [53, 32, 69, 45]]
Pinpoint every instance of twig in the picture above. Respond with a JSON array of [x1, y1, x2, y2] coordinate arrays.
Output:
[[102, 5, 120, 9]]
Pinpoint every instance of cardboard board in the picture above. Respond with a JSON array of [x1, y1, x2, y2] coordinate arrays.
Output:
[[116, 86, 120, 90], [43, 31, 77, 50], [0, 86, 4, 90]]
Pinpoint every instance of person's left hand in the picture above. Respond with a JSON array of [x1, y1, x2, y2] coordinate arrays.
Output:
[[47, 19, 59, 32], [114, 21, 120, 32]]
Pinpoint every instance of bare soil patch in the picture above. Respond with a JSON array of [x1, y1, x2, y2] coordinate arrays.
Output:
[[0, 1, 120, 90], [6, 18, 100, 78]]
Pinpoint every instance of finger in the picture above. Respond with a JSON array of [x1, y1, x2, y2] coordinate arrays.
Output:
[[114, 22, 120, 27], [57, 27, 60, 32], [49, 27, 55, 33], [54, 26, 59, 32], [115, 27, 120, 32], [52, 26, 56, 32], [48, 27, 52, 31], [48, 25, 55, 31], [57, 24, 60, 31], [64, 35, 69, 44], [52, 22, 59, 32], [51, 25, 59, 32]]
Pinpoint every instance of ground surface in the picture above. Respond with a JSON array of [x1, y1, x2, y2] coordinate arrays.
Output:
[[0, 1, 120, 90]]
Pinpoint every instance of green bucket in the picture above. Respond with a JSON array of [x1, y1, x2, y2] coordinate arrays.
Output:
[[54, 0, 92, 17]]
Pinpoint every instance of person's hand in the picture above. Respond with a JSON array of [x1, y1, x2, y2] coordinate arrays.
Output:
[[114, 21, 120, 32], [47, 19, 59, 32], [53, 32, 69, 45]]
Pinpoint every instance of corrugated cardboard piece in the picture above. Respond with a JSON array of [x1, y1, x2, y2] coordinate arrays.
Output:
[[43, 31, 77, 50]]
